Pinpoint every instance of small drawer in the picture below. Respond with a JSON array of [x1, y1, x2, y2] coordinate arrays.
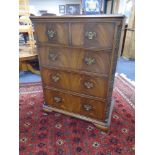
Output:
[[42, 68, 108, 98], [71, 22, 115, 49], [44, 89, 106, 121], [34, 23, 69, 45], [39, 46, 111, 75]]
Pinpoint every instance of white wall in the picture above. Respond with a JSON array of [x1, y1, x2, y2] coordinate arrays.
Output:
[[118, 0, 134, 23], [29, 0, 82, 16]]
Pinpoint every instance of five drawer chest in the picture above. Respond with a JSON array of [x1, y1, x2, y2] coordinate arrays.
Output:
[[31, 15, 125, 131]]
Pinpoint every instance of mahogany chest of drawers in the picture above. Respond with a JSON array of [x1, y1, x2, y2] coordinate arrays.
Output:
[[31, 15, 125, 131]]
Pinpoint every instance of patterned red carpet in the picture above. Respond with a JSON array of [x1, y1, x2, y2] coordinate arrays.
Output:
[[19, 74, 135, 155]]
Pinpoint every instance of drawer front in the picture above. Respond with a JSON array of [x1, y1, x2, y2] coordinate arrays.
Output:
[[42, 68, 108, 98], [71, 22, 115, 49], [39, 46, 111, 75], [44, 88, 106, 121], [34, 23, 69, 45]]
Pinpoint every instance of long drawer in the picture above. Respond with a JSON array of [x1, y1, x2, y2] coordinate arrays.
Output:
[[41, 67, 108, 98], [43, 88, 106, 121], [39, 46, 111, 75]]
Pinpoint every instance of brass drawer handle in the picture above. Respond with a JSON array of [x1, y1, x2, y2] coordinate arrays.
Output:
[[48, 52, 58, 61], [84, 57, 96, 65], [83, 104, 93, 111], [85, 31, 96, 40], [47, 29, 56, 38], [54, 96, 61, 103], [84, 81, 94, 89], [51, 74, 60, 83]]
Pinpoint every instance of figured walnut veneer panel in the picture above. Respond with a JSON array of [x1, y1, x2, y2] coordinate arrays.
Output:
[[35, 23, 69, 45], [44, 88, 106, 121], [71, 22, 115, 49], [39, 46, 112, 75], [42, 68, 108, 98]]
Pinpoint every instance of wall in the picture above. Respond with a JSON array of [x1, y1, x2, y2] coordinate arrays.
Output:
[[29, 0, 82, 16], [122, 0, 135, 59], [118, 0, 134, 23], [112, 0, 120, 14]]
